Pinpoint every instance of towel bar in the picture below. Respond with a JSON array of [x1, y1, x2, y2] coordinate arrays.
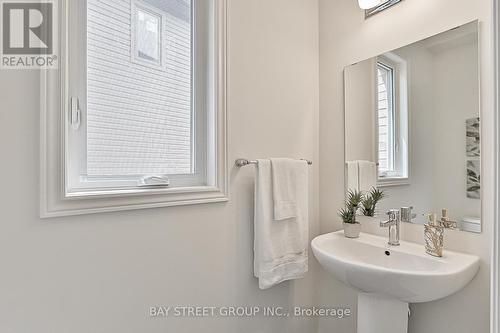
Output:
[[235, 158, 313, 167]]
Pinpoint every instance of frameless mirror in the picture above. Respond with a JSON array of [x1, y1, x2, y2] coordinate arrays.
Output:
[[344, 21, 481, 233]]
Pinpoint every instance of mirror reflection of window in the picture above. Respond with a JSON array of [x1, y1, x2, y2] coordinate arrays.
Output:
[[377, 62, 395, 176], [376, 54, 409, 182]]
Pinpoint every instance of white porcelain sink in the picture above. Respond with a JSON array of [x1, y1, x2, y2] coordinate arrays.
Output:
[[311, 231, 480, 333]]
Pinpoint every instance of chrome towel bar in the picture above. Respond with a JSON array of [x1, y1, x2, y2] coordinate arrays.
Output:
[[235, 158, 313, 167]]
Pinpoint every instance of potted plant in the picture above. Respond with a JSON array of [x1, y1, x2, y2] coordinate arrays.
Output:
[[339, 190, 363, 238], [361, 187, 385, 217]]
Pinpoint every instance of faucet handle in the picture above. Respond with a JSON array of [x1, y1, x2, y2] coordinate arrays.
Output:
[[386, 209, 400, 220], [400, 206, 416, 223]]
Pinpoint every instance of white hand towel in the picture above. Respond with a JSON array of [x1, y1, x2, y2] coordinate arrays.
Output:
[[345, 161, 359, 193], [358, 160, 377, 193], [270, 158, 308, 221], [254, 159, 309, 290]]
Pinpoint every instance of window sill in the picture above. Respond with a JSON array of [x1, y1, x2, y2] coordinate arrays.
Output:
[[65, 185, 223, 199], [41, 186, 228, 218], [377, 177, 410, 187]]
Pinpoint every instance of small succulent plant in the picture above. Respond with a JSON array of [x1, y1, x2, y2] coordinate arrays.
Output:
[[361, 196, 375, 217], [361, 187, 385, 217], [339, 207, 355, 224], [346, 189, 363, 211], [339, 190, 364, 224]]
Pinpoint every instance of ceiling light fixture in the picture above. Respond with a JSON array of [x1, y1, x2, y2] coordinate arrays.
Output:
[[358, 0, 386, 9]]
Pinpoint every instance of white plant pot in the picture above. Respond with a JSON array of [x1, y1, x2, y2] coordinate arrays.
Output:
[[343, 222, 361, 238]]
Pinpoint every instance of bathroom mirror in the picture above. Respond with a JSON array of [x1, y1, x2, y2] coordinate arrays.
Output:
[[344, 21, 481, 233]]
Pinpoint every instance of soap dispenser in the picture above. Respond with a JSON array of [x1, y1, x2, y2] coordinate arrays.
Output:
[[424, 213, 444, 257]]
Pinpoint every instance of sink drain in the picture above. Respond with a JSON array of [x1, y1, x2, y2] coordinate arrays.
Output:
[[385, 250, 391, 256]]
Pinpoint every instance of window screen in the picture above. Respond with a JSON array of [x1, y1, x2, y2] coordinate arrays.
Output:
[[86, 0, 192, 176]]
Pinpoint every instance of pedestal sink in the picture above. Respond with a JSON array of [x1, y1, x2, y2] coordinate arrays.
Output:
[[311, 231, 480, 333]]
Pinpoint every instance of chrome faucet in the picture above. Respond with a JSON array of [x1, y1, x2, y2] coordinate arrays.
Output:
[[380, 209, 400, 246]]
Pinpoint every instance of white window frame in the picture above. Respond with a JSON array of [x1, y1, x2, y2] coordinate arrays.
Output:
[[131, 0, 164, 69], [40, 0, 228, 218], [376, 54, 410, 187], [376, 62, 396, 174], [67, 0, 204, 195]]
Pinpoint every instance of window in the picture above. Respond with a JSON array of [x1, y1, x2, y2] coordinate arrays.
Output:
[[40, 0, 228, 217], [376, 54, 409, 185], [377, 63, 395, 175], [132, 3, 162, 66]]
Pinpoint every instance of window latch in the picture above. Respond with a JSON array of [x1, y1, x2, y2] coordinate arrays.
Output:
[[70, 97, 81, 130], [138, 175, 170, 187]]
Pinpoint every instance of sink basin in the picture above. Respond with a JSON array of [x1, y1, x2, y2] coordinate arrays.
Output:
[[311, 231, 480, 333], [311, 231, 480, 303]]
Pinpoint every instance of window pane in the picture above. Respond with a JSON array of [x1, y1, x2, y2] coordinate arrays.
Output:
[[86, 0, 192, 176], [377, 63, 394, 174], [136, 9, 160, 62]]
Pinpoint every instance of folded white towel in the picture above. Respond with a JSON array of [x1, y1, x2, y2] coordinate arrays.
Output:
[[358, 160, 377, 193], [254, 159, 309, 290], [270, 158, 308, 221], [345, 161, 359, 193]]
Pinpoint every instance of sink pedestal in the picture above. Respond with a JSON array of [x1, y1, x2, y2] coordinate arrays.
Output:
[[358, 294, 409, 333]]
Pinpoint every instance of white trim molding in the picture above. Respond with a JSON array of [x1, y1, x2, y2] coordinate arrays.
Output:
[[492, 0, 500, 331], [40, 0, 228, 218]]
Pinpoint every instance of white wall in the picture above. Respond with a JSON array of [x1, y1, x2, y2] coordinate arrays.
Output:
[[0, 0, 320, 332], [319, 0, 493, 332]]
